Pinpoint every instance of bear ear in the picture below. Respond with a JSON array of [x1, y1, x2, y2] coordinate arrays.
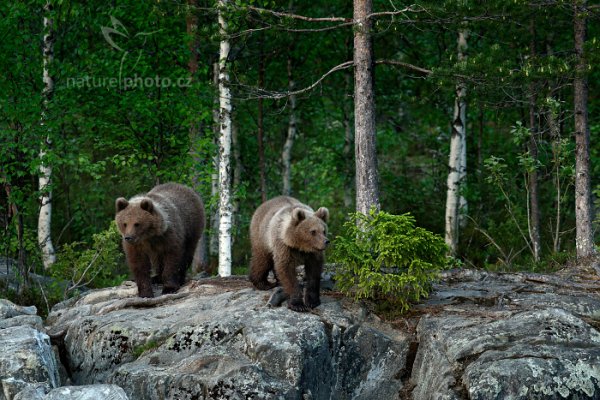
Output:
[[315, 207, 329, 223], [140, 199, 154, 213], [291, 208, 306, 225], [116, 198, 129, 213]]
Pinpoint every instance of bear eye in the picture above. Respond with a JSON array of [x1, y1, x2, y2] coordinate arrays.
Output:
[[123, 223, 127, 228], [311, 230, 317, 236], [134, 223, 140, 228]]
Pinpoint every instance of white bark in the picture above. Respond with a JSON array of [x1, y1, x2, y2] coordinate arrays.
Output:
[[209, 62, 220, 261], [282, 56, 296, 196], [445, 30, 468, 254], [39, 2, 56, 269], [217, 0, 232, 277], [354, 0, 380, 215]]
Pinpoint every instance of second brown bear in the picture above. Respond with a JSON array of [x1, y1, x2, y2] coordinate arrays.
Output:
[[249, 196, 329, 312]]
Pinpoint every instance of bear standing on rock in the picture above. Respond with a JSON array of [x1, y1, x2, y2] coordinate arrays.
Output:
[[249, 196, 329, 312], [115, 183, 205, 298]]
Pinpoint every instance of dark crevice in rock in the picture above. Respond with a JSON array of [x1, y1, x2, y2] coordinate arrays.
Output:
[[50, 332, 75, 384], [397, 341, 419, 400]]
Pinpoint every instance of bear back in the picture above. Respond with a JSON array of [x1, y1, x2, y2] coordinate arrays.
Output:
[[115, 183, 205, 245]]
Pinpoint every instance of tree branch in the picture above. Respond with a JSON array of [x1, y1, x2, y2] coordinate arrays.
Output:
[[236, 59, 432, 99], [375, 59, 432, 75], [245, 5, 351, 23]]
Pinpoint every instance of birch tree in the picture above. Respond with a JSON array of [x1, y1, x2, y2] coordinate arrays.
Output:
[[354, 0, 380, 215], [282, 54, 296, 196], [217, 0, 233, 276], [444, 30, 468, 255], [573, 0, 595, 260], [39, 1, 56, 269], [210, 61, 220, 269]]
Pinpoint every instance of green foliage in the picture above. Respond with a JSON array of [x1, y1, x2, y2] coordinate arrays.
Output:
[[51, 221, 127, 299], [332, 209, 449, 313], [132, 340, 160, 358]]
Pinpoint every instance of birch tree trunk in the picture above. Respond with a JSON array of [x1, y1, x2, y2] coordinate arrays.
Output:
[[353, 0, 380, 215], [445, 30, 468, 255], [39, 1, 56, 270], [217, 0, 232, 276], [209, 62, 220, 269], [527, 19, 541, 262], [282, 55, 296, 196], [573, 0, 595, 260]]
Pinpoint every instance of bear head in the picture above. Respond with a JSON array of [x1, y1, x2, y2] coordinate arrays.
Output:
[[115, 197, 166, 244], [284, 207, 330, 253]]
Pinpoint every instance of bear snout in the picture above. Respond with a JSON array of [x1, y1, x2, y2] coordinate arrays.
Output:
[[123, 235, 136, 243]]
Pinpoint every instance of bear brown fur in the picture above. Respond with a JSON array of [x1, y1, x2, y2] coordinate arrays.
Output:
[[249, 196, 329, 312], [115, 183, 205, 298]]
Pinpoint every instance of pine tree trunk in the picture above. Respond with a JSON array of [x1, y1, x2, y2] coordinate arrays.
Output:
[[39, 1, 56, 270], [573, 0, 595, 260], [343, 67, 355, 209], [528, 19, 541, 262], [186, 0, 208, 274], [217, 0, 233, 276], [353, 0, 380, 215], [445, 30, 468, 255], [282, 55, 296, 196]]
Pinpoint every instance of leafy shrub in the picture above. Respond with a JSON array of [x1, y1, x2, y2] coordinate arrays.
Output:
[[331, 209, 448, 313], [51, 221, 127, 299]]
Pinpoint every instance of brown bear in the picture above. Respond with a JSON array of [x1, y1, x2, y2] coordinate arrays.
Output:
[[249, 196, 329, 312], [115, 183, 205, 298]]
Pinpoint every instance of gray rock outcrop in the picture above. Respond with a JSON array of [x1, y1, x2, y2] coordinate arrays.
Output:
[[46, 278, 410, 400], [3, 265, 600, 399], [410, 268, 600, 400]]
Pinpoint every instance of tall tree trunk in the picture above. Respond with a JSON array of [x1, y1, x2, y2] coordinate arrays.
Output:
[[573, 0, 595, 260], [186, 0, 208, 274], [353, 0, 380, 215], [209, 62, 220, 271], [445, 30, 468, 255], [39, 1, 56, 270], [282, 55, 296, 196], [217, 0, 233, 276], [343, 68, 354, 209], [257, 41, 267, 203], [527, 18, 541, 262]]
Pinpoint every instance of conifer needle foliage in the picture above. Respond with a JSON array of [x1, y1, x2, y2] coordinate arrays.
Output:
[[332, 209, 448, 313]]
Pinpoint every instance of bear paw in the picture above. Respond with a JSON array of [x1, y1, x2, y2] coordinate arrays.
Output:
[[253, 280, 277, 291], [162, 285, 180, 295], [304, 296, 321, 309], [288, 298, 310, 312]]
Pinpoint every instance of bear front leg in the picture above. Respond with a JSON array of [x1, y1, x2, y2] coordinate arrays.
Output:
[[249, 245, 277, 290], [124, 244, 153, 298], [161, 253, 183, 295], [304, 253, 323, 309], [274, 253, 308, 312]]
